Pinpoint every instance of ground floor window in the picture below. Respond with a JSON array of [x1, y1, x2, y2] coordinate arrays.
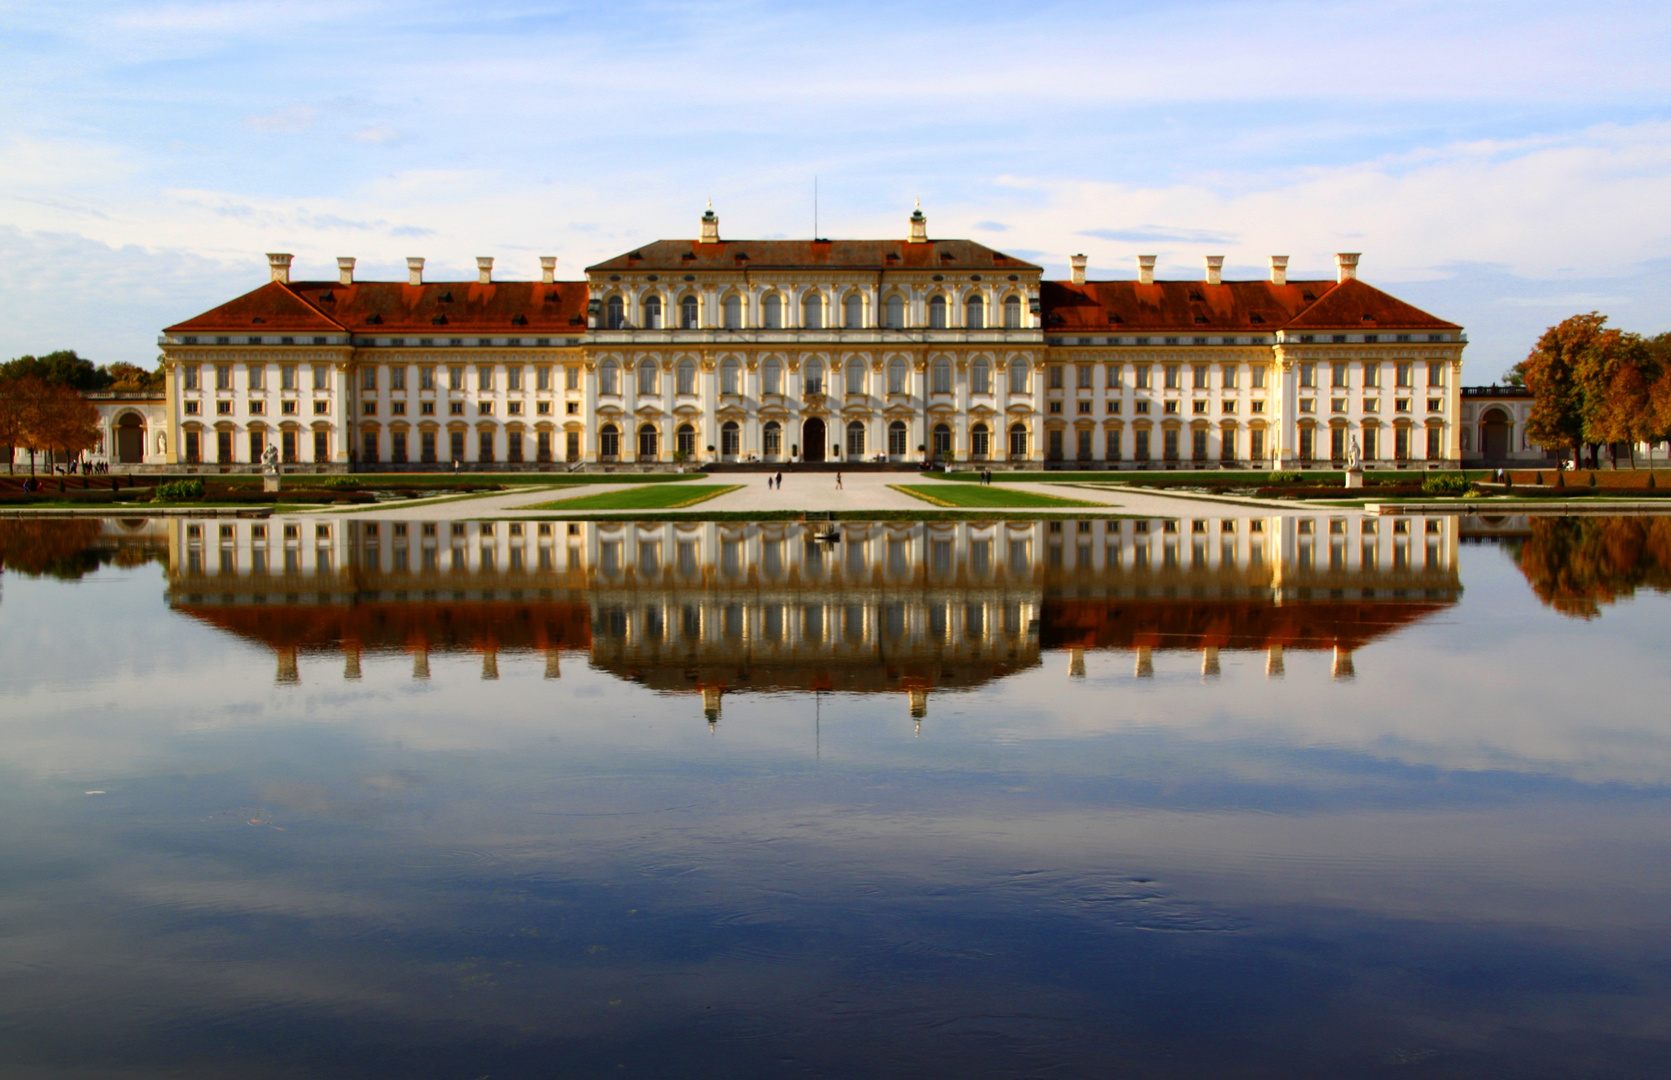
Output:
[[1010, 423, 1028, 459], [282, 431, 297, 463], [1298, 428, 1314, 462], [1331, 427, 1346, 462], [479, 431, 495, 462], [1076, 429, 1092, 460], [762, 422, 780, 458], [1249, 428, 1264, 461], [507, 431, 523, 463], [184, 431, 200, 464], [933, 423, 952, 460], [249, 430, 264, 463], [1163, 429, 1179, 461], [1394, 426, 1410, 461], [889, 421, 908, 457], [1362, 427, 1377, 460], [1135, 430, 1150, 461], [1192, 429, 1208, 461], [678, 423, 697, 459], [362, 430, 378, 464], [1220, 428, 1236, 461], [1047, 428, 1064, 461], [392, 432, 408, 463], [971, 423, 990, 459], [1426, 425, 1443, 459], [449, 431, 465, 463], [565, 430, 580, 462], [847, 421, 866, 458], [421, 431, 437, 463], [536, 430, 551, 462], [721, 421, 740, 457], [315, 430, 329, 463], [639, 425, 658, 460], [600, 424, 620, 459]]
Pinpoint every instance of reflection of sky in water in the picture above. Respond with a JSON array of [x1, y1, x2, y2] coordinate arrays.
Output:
[[1, 517, 1670, 1077]]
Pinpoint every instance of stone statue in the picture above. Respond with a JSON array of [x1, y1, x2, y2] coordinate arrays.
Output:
[[1347, 435, 1361, 471], [261, 444, 279, 474]]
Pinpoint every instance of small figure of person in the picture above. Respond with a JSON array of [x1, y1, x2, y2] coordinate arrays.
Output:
[[775, 471, 783, 490], [835, 471, 843, 490]]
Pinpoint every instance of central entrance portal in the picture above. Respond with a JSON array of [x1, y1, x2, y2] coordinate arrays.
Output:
[[802, 417, 826, 463]]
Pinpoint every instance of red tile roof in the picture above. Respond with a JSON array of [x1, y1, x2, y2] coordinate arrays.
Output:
[[167, 281, 591, 336], [587, 239, 1040, 273], [1040, 276, 1459, 333]]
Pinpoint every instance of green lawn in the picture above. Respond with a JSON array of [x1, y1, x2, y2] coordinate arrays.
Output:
[[517, 484, 742, 511], [890, 484, 1107, 509]]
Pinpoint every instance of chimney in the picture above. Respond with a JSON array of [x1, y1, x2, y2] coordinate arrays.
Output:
[[267, 253, 293, 284], [406, 257, 424, 286], [336, 257, 355, 286], [477, 257, 493, 284], [908, 200, 928, 243], [540, 256, 557, 284], [1136, 255, 1157, 286], [1069, 254, 1088, 286], [1205, 255, 1224, 286], [700, 201, 720, 243], [1336, 252, 1361, 282], [1269, 255, 1289, 286]]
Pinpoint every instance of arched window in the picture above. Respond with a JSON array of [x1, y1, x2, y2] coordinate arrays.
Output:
[[932, 422, 952, 459], [1003, 295, 1022, 329], [721, 357, 740, 395], [606, 296, 625, 329], [971, 356, 992, 394], [677, 357, 696, 395], [599, 359, 619, 395], [844, 294, 864, 329], [763, 356, 782, 395], [928, 295, 947, 329], [1008, 358, 1030, 393], [680, 295, 699, 329], [802, 293, 823, 329], [846, 357, 865, 395], [638, 424, 658, 459], [888, 356, 908, 394], [762, 293, 783, 329], [677, 423, 696, 458], [846, 420, 866, 458], [805, 358, 825, 394], [637, 361, 657, 395], [722, 294, 742, 329], [721, 420, 740, 457], [932, 356, 952, 394], [763, 420, 782, 458], [971, 422, 990, 459], [965, 294, 985, 329], [884, 294, 905, 329], [600, 423, 620, 458], [643, 294, 662, 330], [888, 420, 908, 457]]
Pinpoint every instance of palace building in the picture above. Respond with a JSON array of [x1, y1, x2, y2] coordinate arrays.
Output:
[[159, 206, 1467, 470]]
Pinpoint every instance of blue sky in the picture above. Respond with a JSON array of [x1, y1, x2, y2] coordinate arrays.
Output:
[[2, 0, 1669, 379]]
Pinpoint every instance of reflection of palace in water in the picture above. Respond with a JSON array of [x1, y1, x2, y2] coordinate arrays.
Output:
[[164, 511, 1460, 717]]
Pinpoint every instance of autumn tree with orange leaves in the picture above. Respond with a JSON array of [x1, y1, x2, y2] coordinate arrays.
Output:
[[1516, 314, 1671, 468]]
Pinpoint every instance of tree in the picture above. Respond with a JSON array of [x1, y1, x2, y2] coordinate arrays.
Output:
[[103, 361, 165, 392], [1580, 329, 1658, 467], [0, 378, 29, 474], [34, 382, 100, 468], [0, 350, 109, 391], [1518, 313, 1601, 466]]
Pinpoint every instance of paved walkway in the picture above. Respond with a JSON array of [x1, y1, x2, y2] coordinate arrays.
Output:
[[333, 472, 1301, 520]]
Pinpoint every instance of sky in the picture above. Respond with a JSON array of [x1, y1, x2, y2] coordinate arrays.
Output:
[[1, 0, 1668, 380]]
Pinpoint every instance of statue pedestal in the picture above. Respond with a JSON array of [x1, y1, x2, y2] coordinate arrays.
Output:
[[1343, 468, 1364, 490], [263, 473, 281, 493]]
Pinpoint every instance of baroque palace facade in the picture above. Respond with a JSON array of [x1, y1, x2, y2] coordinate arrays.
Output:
[[158, 206, 1467, 470]]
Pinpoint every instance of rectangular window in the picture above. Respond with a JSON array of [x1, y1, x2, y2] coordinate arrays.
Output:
[[216, 365, 231, 390], [450, 431, 465, 462], [249, 365, 264, 390], [566, 366, 580, 390], [1331, 362, 1348, 388], [419, 367, 435, 391], [507, 366, 521, 391], [421, 431, 437, 463], [281, 366, 296, 390], [392, 431, 408, 463], [314, 430, 329, 462], [183, 365, 200, 390], [1396, 362, 1412, 387], [1364, 363, 1380, 388], [1251, 366, 1266, 389], [362, 430, 379, 463], [217, 430, 233, 463], [1163, 429, 1179, 461], [1077, 364, 1093, 389], [1250, 428, 1265, 460], [1135, 429, 1150, 461], [1105, 364, 1121, 389], [361, 367, 377, 391], [449, 366, 464, 391], [313, 400, 330, 415], [1426, 426, 1443, 458], [1298, 427, 1314, 462], [391, 366, 406, 391], [1192, 364, 1208, 389], [1049, 365, 1064, 389], [478, 365, 494, 391], [536, 366, 550, 391], [1135, 365, 1151, 389], [1221, 364, 1237, 389], [312, 365, 328, 391], [1164, 365, 1179, 389], [1427, 362, 1445, 387], [1300, 363, 1316, 388], [478, 401, 494, 415], [479, 431, 494, 462], [1395, 426, 1410, 460]]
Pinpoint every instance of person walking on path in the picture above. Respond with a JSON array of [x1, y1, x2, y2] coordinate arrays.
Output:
[[835, 471, 843, 490], [775, 471, 783, 490]]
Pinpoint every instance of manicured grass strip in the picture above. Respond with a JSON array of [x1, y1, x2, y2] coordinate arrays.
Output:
[[889, 484, 1106, 509], [518, 484, 742, 511]]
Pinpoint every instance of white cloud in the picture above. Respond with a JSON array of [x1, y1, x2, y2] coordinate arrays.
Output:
[[351, 124, 401, 144], [242, 104, 317, 133]]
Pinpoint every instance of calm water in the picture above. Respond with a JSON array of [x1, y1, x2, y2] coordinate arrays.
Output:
[[2, 512, 1670, 1078]]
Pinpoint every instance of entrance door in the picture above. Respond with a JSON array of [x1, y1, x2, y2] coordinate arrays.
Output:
[[116, 416, 144, 463], [1480, 409, 1510, 459], [803, 417, 826, 462]]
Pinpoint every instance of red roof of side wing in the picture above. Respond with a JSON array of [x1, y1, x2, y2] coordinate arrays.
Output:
[[285, 281, 590, 334], [166, 281, 346, 334], [1040, 279, 1336, 333], [587, 239, 1040, 273], [1279, 278, 1460, 331]]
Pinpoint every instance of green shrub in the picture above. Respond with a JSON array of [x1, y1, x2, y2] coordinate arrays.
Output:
[[1421, 473, 1470, 495], [1267, 471, 1301, 484], [318, 476, 359, 488], [154, 479, 204, 501]]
